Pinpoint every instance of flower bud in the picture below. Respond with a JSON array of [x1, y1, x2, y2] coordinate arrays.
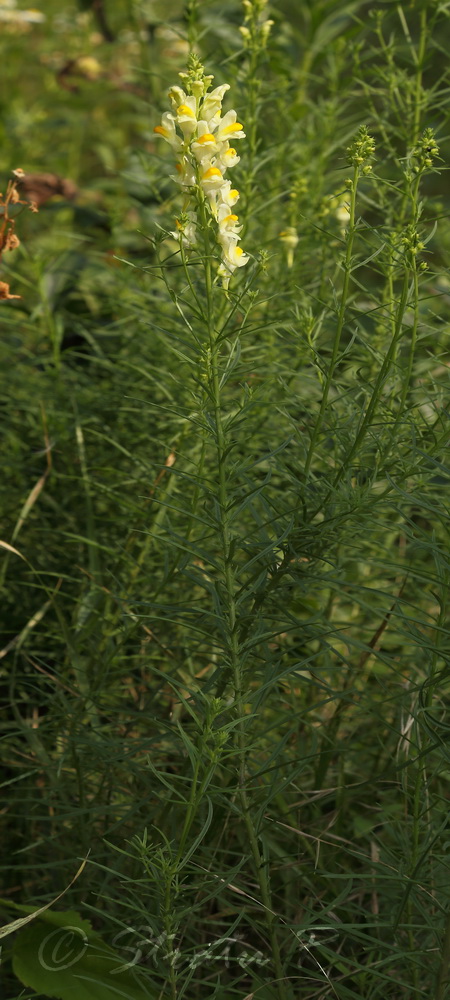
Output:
[[279, 227, 298, 268], [261, 18, 274, 44], [239, 24, 251, 41], [191, 79, 204, 98]]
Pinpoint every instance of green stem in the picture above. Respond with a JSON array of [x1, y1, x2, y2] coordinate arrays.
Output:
[[242, 49, 259, 225], [198, 194, 287, 1000], [436, 910, 450, 1000], [176, 755, 201, 863], [197, 195, 240, 697], [186, 0, 199, 50], [304, 165, 359, 478], [412, 7, 427, 146], [395, 4, 427, 226], [331, 267, 410, 491], [388, 264, 419, 446], [297, 47, 313, 110], [162, 878, 178, 1000], [396, 1, 427, 145]]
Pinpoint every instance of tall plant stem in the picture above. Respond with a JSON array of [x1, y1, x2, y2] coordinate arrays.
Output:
[[176, 755, 202, 865], [413, 6, 427, 146], [330, 267, 410, 492], [436, 909, 450, 1000], [304, 164, 359, 478], [396, 3, 427, 145], [387, 264, 419, 451], [199, 197, 287, 1000], [243, 49, 259, 221], [198, 198, 240, 695]]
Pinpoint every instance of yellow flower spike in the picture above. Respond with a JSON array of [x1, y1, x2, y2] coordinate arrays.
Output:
[[155, 68, 249, 286]]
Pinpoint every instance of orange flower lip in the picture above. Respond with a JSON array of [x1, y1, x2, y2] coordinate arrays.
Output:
[[154, 125, 168, 136], [197, 133, 216, 144]]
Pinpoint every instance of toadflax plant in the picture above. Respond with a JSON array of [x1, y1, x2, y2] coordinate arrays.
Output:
[[150, 53, 290, 1000], [154, 55, 249, 288]]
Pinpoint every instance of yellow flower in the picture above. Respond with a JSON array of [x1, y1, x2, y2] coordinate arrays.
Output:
[[176, 96, 198, 137], [153, 112, 182, 152], [214, 110, 246, 142], [200, 166, 225, 193]]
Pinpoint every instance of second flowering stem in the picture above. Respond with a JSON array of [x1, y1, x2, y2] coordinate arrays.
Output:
[[304, 163, 359, 479]]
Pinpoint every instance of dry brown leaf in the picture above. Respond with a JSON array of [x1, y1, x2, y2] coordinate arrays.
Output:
[[0, 856, 88, 941], [0, 540, 26, 560], [11, 411, 52, 541], [12, 473, 48, 542], [15, 172, 78, 207], [4, 231, 20, 251], [0, 281, 20, 300]]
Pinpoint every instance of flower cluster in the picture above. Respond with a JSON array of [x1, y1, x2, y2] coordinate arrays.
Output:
[[346, 125, 375, 174], [154, 67, 249, 288], [400, 224, 425, 265], [412, 128, 440, 173], [0, 0, 45, 27], [239, 0, 274, 52]]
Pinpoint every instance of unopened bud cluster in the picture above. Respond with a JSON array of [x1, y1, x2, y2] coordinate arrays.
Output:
[[412, 127, 439, 173], [347, 126, 375, 172], [401, 224, 425, 265], [154, 58, 249, 288], [239, 0, 274, 51]]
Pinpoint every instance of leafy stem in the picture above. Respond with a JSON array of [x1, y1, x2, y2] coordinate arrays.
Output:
[[304, 163, 359, 478]]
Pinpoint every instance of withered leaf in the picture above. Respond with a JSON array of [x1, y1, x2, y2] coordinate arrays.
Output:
[[0, 281, 21, 300], [15, 172, 78, 207]]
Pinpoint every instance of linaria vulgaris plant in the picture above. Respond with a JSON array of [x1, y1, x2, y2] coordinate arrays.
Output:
[[2, 3, 450, 1000]]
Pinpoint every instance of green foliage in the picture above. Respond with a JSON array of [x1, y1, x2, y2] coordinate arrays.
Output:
[[2, 1, 450, 999], [12, 908, 157, 999]]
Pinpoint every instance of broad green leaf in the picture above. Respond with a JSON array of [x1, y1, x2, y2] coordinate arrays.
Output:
[[12, 919, 160, 1000]]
